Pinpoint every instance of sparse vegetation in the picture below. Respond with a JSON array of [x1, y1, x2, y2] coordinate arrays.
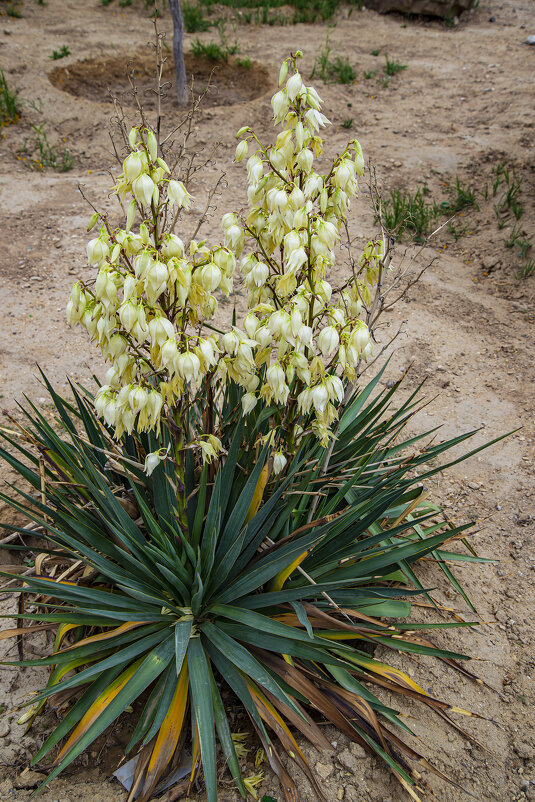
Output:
[[379, 186, 440, 242], [341, 117, 353, 128], [0, 70, 19, 124], [50, 45, 70, 60], [311, 31, 356, 83], [384, 53, 407, 76], [22, 124, 74, 172], [183, 0, 210, 32]]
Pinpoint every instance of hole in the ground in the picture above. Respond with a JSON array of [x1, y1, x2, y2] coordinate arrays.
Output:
[[49, 53, 271, 109]]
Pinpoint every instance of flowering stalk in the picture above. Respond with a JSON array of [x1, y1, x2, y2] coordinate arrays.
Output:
[[68, 51, 389, 505]]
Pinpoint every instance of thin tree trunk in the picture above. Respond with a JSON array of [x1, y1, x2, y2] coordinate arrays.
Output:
[[169, 0, 187, 105]]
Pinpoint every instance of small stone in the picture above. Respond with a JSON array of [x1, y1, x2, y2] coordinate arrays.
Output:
[[525, 35, 535, 44], [515, 741, 534, 760], [349, 742, 367, 759], [467, 481, 480, 490], [0, 719, 10, 738], [13, 770, 47, 789], [337, 789, 344, 801], [315, 762, 333, 779], [338, 748, 359, 773], [489, 15, 496, 21]]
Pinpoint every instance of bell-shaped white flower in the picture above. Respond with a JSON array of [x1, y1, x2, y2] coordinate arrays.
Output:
[[87, 237, 109, 266], [318, 326, 339, 358], [167, 179, 192, 210], [132, 174, 156, 206], [273, 451, 287, 475], [124, 152, 144, 183], [176, 351, 201, 383]]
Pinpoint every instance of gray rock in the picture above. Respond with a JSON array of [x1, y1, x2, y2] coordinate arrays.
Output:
[[525, 35, 535, 45], [365, 0, 474, 18]]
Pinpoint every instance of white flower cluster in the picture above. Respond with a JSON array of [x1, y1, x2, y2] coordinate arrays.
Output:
[[68, 55, 385, 455], [67, 126, 234, 456], [226, 54, 381, 445]]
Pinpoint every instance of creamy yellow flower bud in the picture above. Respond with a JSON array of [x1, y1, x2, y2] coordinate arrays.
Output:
[[119, 300, 138, 332], [128, 127, 138, 149], [146, 130, 158, 162], [87, 237, 109, 266], [241, 392, 258, 415], [278, 60, 289, 86], [235, 139, 249, 162], [273, 451, 287, 475], [199, 263, 222, 292], [132, 174, 155, 206], [124, 152, 144, 183], [286, 71, 303, 101], [129, 385, 148, 415], [161, 233, 185, 259]]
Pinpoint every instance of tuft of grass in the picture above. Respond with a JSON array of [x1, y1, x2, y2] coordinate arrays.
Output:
[[0, 70, 20, 124], [23, 124, 74, 172], [371, 48, 380, 56], [341, 117, 353, 129], [363, 69, 376, 79], [311, 32, 356, 84], [183, 1, 211, 32], [384, 54, 407, 76], [379, 186, 440, 242], [236, 56, 251, 68], [6, 4, 23, 17], [493, 162, 523, 223], [191, 39, 231, 60], [450, 176, 479, 212], [50, 45, 71, 60], [448, 221, 469, 242], [517, 258, 535, 279]]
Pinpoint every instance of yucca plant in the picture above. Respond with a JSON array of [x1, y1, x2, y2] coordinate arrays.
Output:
[[0, 49, 503, 802], [0, 369, 501, 801]]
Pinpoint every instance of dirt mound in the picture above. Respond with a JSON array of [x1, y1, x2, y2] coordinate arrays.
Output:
[[49, 52, 272, 109]]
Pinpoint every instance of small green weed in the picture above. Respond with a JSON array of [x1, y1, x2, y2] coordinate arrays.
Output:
[[341, 118, 353, 128], [183, 1, 210, 32], [236, 56, 251, 68], [380, 75, 391, 88], [50, 45, 70, 60], [6, 4, 23, 17], [23, 124, 74, 172], [493, 162, 523, 223], [371, 48, 380, 56], [119, 0, 132, 6], [0, 70, 20, 124], [379, 187, 440, 242], [384, 54, 407, 76], [448, 221, 469, 241], [517, 258, 535, 279], [443, 177, 479, 212], [504, 222, 524, 249], [311, 32, 356, 84], [363, 69, 377, 79]]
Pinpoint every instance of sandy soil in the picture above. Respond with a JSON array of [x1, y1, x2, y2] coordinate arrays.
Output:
[[0, 0, 534, 800]]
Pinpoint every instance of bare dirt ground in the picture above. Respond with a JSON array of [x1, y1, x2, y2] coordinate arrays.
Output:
[[0, 0, 533, 800]]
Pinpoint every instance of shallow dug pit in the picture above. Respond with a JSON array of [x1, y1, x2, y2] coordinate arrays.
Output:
[[49, 52, 271, 109]]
